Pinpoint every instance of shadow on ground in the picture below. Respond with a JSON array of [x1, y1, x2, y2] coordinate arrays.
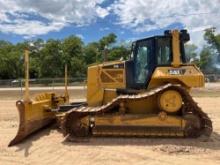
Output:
[[10, 124, 220, 157], [61, 131, 220, 150], [13, 123, 55, 157]]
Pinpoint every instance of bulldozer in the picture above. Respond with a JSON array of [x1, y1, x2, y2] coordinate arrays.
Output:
[[9, 29, 213, 146]]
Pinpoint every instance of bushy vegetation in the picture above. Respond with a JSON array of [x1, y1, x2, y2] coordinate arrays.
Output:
[[0, 33, 130, 79], [0, 30, 220, 80], [183, 28, 220, 74]]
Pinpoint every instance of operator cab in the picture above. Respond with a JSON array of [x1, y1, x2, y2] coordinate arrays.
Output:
[[128, 30, 190, 89]]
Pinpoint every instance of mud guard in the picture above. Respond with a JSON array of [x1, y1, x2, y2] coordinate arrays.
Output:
[[8, 93, 58, 146]]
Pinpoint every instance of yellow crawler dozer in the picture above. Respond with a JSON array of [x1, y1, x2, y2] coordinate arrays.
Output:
[[9, 29, 212, 146]]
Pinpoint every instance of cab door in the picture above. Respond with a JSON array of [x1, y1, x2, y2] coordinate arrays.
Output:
[[133, 39, 154, 88]]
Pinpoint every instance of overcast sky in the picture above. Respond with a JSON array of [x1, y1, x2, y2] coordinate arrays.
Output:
[[0, 0, 220, 46]]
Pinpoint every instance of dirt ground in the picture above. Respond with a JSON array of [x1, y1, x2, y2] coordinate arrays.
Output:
[[0, 84, 220, 165]]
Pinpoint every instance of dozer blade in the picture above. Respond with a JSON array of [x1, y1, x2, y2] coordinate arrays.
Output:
[[9, 50, 69, 146], [9, 94, 56, 146]]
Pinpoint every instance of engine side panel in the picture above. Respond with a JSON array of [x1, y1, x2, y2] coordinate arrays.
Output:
[[148, 65, 204, 89], [87, 61, 126, 107]]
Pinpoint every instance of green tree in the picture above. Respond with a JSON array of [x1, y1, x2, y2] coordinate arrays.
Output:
[[29, 39, 45, 78], [83, 33, 119, 64], [204, 28, 220, 55], [99, 33, 117, 50], [203, 28, 220, 70], [199, 46, 215, 74], [0, 41, 25, 79], [39, 39, 63, 77], [0, 33, 133, 80], [0, 41, 13, 78], [84, 42, 99, 64], [184, 44, 198, 62], [108, 46, 130, 61], [62, 35, 85, 77]]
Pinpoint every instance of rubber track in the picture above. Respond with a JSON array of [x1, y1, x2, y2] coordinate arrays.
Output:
[[61, 84, 213, 138]]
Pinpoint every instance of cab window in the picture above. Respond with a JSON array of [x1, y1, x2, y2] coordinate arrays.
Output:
[[157, 38, 172, 65]]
